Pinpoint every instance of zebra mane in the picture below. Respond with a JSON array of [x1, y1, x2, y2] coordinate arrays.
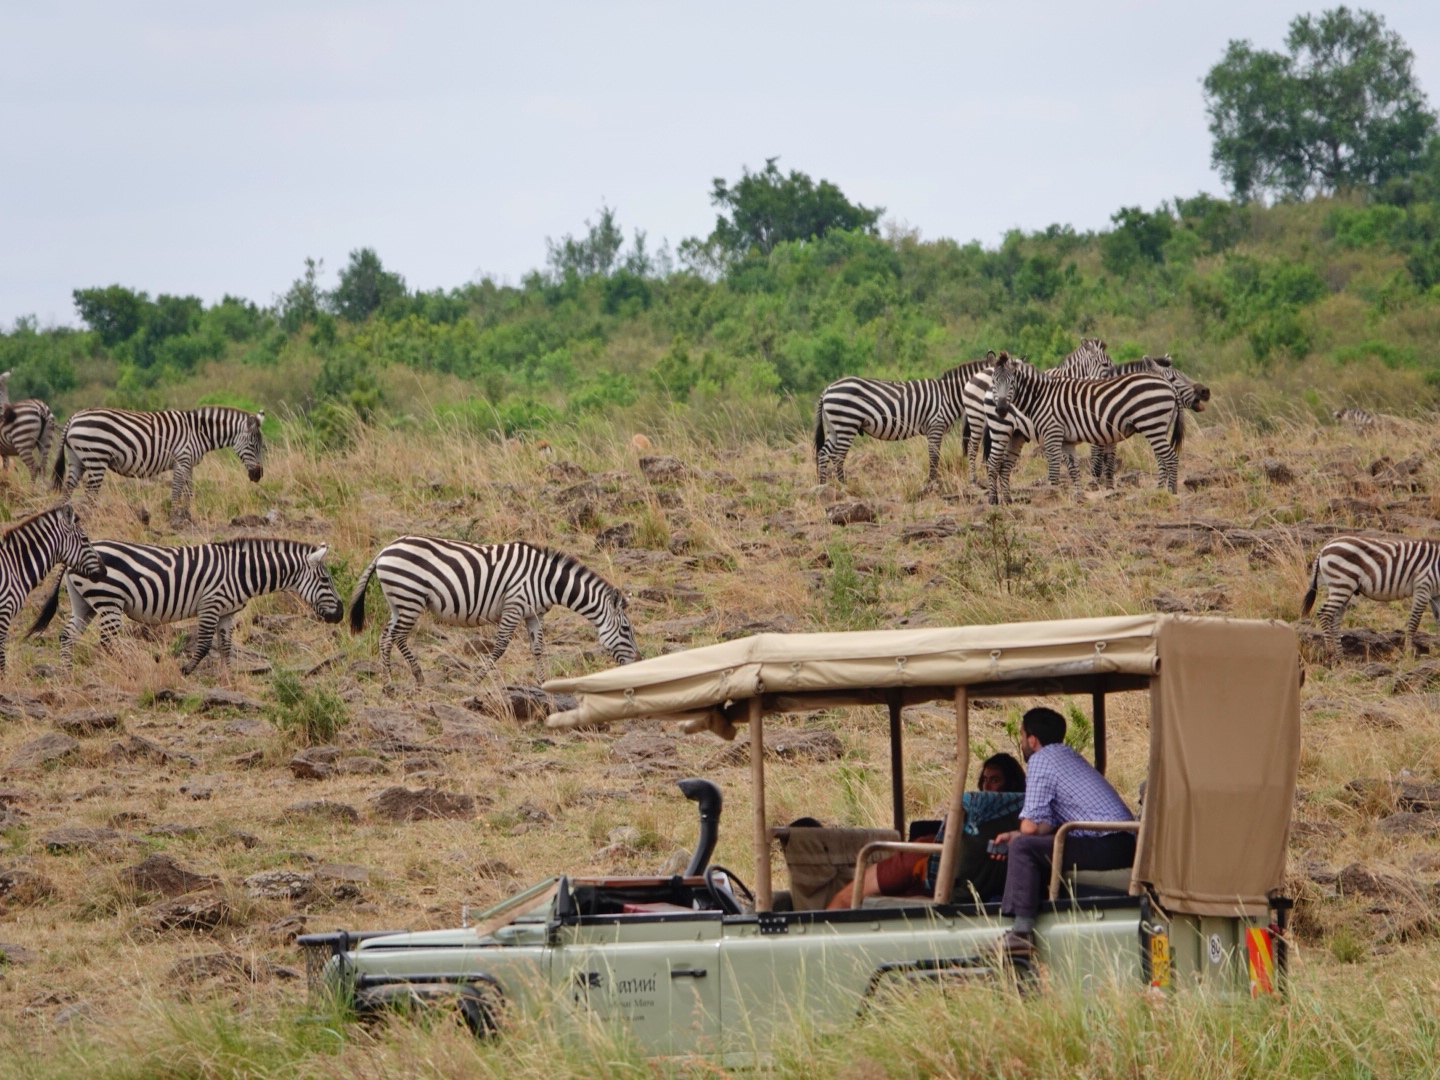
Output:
[[0, 504, 70, 545], [210, 536, 320, 553], [536, 544, 625, 603]]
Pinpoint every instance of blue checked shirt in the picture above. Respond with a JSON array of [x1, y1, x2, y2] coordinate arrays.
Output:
[[1021, 744, 1134, 837]]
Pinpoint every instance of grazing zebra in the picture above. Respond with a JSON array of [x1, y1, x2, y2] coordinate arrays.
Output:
[[1333, 407, 1376, 430], [814, 354, 995, 487], [0, 505, 106, 675], [348, 537, 638, 684], [1302, 536, 1440, 660], [984, 354, 1185, 503], [0, 400, 57, 482], [27, 538, 342, 674], [53, 407, 265, 523]]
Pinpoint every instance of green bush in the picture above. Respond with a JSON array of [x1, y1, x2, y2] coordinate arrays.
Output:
[[269, 670, 349, 746]]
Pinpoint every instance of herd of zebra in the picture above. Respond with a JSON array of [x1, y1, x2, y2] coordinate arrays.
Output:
[[814, 338, 1211, 501], [0, 347, 1431, 684]]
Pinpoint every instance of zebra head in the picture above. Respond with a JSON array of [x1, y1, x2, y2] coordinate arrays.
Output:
[[55, 505, 106, 582], [989, 352, 1032, 421], [290, 544, 344, 624], [234, 411, 265, 482], [597, 585, 640, 665], [1144, 357, 1211, 412]]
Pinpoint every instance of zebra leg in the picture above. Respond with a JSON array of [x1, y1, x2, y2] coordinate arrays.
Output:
[[1102, 446, 1118, 487], [181, 603, 222, 675], [994, 438, 1023, 505], [1141, 430, 1180, 493], [21, 448, 42, 481], [829, 430, 856, 483], [525, 614, 548, 683], [1404, 585, 1432, 656], [170, 461, 195, 524], [1061, 441, 1083, 498], [923, 425, 945, 487], [1317, 587, 1354, 663], [216, 614, 236, 667], [0, 607, 12, 676], [381, 610, 424, 685], [486, 607, 525, 668], [60, 589, 99, 670], [79, 466, 105, 504]]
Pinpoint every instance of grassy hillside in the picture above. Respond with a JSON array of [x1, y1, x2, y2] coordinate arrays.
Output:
[[0, 409, 1437, 1077]]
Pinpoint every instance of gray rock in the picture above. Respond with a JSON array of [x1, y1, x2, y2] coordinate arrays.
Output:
[[316, 863, 373, 883], [200, 689, 265, 712], [769, 728, 845, 762], [336, 755, 390, 776], [611, 732, 679, 763], [608, 825, 642, 847], [0, 941, 37, 964], [122, 854, 220, 898], [288, 746, 341, 780], [223, 718, 274, 738], [1376, 811, 1440, 837], [1261, 458, 1295, 484], [638, 455, 690, 484], [53, 1002, 93, 1026], [55, 710, 121, 736], [826, 501, 875, 526], [244, 870, 316, 901], [369, 786, 478, 822], [8, 732, 79, 769], [658, 849, 691, 876], [596, 522, 635, 549], [0, 868, 54, 906], [139, 892, 231, 931], [41, 826, 123, 853], [168, 951, 266, 983]]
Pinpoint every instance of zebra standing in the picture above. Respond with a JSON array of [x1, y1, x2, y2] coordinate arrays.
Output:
[[985, 353, 1185, 503], [0, 504, 106, 675], [348, 537, 638, 684], [27, 537, 342, 674], [0, 400, 57, 482], [1067, 356, 1211, 485], [1302, 536, 1440, 660], [959, 341, 1107, 487], [814, 354, 995, 487], [53, 407, 265, 524]]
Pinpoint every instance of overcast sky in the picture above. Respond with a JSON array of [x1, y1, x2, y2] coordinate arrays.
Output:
[[2, 1, 1437, 327]]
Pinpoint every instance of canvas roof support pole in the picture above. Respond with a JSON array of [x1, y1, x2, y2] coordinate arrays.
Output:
[[888, 691, 905, 837], [749, 696, 772, 913], [932, 686, 969, 905], [1093, 680, 1107, 775]]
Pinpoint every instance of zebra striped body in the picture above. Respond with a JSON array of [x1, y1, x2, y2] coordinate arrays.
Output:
[[960, 341, 1107, 487], [0, 505, 105, 675], [0, 400, 56, 481], [1063, 356, 1211, 485], [28, 538, 342, 674], [54, 407, 265, 523], [985, 354, 1185, 503], [815, 355, 994, 486], [1302, 536, 1440, 659], [348, 537, 638, 683]]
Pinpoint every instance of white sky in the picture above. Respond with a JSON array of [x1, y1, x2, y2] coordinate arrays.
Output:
[[2, 0, 1437, 327]]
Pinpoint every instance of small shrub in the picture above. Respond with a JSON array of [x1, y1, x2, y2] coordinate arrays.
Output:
[[270, 670, 349, 746], [823, 542, 883, 630]]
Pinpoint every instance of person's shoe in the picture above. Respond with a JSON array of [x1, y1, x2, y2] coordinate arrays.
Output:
[[999, 929, 1035, 959]]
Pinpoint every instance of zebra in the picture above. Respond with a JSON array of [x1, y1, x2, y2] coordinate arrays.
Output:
[[27, 537, 342, 674], [984, 353, 1185, 504], [53, 407, 265, 524], [958, 340, 1107, 488], [0, 400, 57, 482], [0, 504, 106, 675], [1072, 356, 1211, 485], [347, 537, 638, 684], [814, 354, 995, 487], [1301, 536, 1440, 660]]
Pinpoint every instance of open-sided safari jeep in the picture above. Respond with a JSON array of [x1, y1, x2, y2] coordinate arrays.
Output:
[[300, 614, 1301, 1060]]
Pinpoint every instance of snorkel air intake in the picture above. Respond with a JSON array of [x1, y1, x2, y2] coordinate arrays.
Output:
[[677, 778, 723, 877]]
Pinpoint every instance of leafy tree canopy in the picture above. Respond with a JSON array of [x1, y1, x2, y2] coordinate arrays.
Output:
[[331, 248, 407, 322], [73, 285, 148, 346], [1204, 6, 1437, 201], [686, 158, 883, 269]]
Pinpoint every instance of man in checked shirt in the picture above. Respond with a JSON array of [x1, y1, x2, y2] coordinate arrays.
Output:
[[991, 706, 1136, 957]]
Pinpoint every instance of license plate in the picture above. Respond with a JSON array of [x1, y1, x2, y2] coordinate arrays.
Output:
[[1149, 933, 1171, 988]]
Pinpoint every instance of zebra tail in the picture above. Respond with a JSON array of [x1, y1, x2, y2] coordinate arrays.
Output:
[[982, 423, 992, 463], [51, 421, 68, 491], [348, 555, 380, 633], [1301, 558, 1320, 617], [26, 575, 64, 639], [1171, 409, 1186, 452], [812, 402, 825, 459]]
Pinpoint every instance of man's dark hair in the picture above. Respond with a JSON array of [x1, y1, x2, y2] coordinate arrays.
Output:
[[1022, 707, 1066, 747]]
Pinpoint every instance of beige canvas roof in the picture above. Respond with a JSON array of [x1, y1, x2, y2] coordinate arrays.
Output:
[[544, 614, 1163, 733]]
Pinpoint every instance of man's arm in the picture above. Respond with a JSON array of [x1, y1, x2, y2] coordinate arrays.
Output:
[[1018, 818, 1055, 836]]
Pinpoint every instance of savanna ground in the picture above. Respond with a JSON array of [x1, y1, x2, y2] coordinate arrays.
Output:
[[1, 393, 1439, 1079]]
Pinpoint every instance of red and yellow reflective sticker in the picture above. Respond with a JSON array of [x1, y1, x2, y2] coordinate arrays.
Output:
[[1149, 933, 1171, 989], [1246, 928, 1275, 996]]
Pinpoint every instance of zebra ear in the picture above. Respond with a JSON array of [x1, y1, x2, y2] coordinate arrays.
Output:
[[254, 410, 266, 426], [985, 350, 996, 361], [307, 544, 329, 566]]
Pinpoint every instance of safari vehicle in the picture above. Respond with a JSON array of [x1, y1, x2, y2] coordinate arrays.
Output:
[[300, 614, 1301, 1060]]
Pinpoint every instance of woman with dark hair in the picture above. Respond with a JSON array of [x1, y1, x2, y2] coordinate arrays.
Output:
[[828, 752, 1025, 908]]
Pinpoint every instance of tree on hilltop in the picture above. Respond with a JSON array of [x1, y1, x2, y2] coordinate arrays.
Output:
[[332, 248, 407, 322], [682, 158, 883, 272], [1204, 7, 1437, 201]]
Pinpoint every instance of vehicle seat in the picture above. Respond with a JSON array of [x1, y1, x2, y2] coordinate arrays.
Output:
[[774, 826, 900, 910], [1066, 867, 1133, 894]]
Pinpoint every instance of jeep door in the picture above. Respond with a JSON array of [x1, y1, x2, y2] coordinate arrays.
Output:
[[553, 913, 723, 1056]]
